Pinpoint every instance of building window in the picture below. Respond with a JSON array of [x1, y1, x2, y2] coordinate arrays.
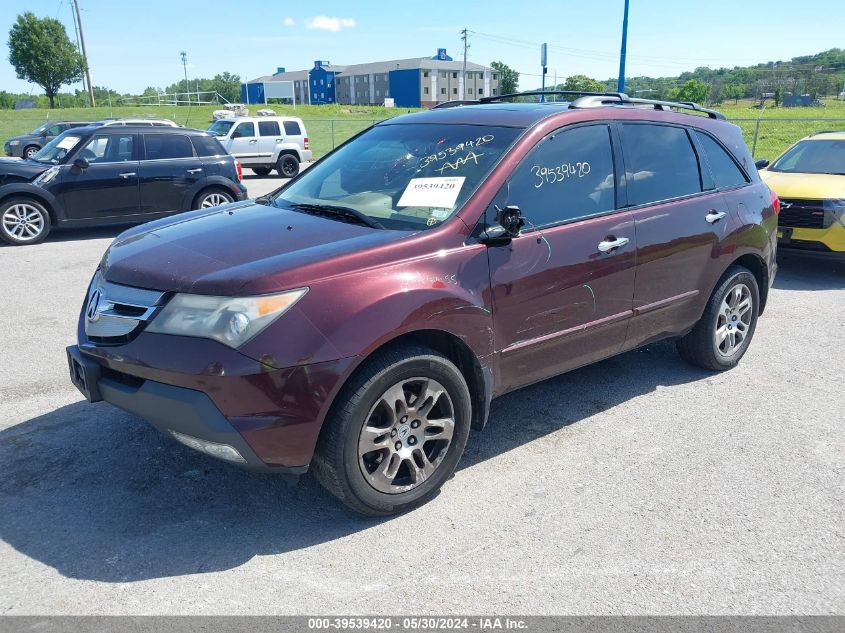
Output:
[[493, 74, 499, 80], [441, 87, 446, 95], [492, 88, 498, 95], [452, 72, 457, 79], [452, 87, 457, 95], [478, 89, 483, 96], [376, 89, 380, 97], [440, 72, 447, 79], [423, 87, 429, 95], [467, 87, 473, 94], [423, 71, 429, 77], [320, 79, 324, 86]]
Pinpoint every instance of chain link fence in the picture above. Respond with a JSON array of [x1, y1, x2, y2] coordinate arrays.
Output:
[[729, 117, 845, 160]]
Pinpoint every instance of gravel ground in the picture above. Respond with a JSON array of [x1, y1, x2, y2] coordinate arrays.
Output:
[[0, 199, 842, 615]]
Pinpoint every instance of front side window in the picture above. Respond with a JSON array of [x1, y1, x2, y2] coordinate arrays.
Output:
[[695, 131, 748, 189], [77, 134, 135, 163], [258, 121, 281, 136], [232, 122, 255, 139], [273, 123, 521, 231], [620, 123, 701, 206], [769, 139, 845, 175], [504, 124, 616, 228], [144, 134, 193, 160]]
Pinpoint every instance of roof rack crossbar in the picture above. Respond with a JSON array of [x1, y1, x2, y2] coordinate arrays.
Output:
[[569, 94, 725, 120]]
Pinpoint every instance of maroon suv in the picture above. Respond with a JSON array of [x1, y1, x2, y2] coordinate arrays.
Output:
[[67, 92, 778, 515]]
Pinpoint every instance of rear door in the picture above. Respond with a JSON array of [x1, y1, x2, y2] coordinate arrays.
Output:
[[619, 122, 737, 348], [487, 123, 637, 393], [59, 132, 141, 220], [256, 119, 282, 162], [138, 133, 203, 214]]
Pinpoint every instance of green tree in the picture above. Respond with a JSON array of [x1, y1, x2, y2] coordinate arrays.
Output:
[[724, 83, 745, 104], [668, 79, 710, 104], [7, 12, 85, 109], [210, 72, 241, 103], [491, 61, 519, 95], [562, 74, 605, 93]]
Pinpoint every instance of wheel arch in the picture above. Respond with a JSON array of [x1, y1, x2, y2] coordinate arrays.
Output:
[[183, 177, 240, 210], [0, 186, 59, 226], [726, 252, 769, 315], [275, 148, 302, 162]]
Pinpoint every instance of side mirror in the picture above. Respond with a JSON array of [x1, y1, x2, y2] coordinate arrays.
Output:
[[40, 130, 49, 137], [73, 157, 89, 171], [231, 131, 242, 139], [755, 159, 769, 170], [479, 205, 525, 246]]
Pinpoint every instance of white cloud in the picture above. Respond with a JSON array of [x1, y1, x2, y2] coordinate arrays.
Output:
[[304, 16, 356, 32], [283, 17, 295, 26]]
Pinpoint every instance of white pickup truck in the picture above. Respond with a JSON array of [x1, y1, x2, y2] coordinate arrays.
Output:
[[207, 116, 311, 177]]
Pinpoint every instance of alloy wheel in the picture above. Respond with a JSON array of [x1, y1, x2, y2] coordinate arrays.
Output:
[[715, 283, 753, 356], [2, 203, 45, 242], [200, 192, 232, 208], [357, 377, 455, 494]]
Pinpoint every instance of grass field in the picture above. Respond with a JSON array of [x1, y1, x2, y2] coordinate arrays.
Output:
[[2, 99, 844, 161]]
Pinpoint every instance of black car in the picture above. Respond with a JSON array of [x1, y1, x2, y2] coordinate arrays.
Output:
[[4, 121, 91, 159], [0, 125, 247, 245]]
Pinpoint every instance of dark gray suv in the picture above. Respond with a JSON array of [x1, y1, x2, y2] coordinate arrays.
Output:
[[4, 121, 90, 159]]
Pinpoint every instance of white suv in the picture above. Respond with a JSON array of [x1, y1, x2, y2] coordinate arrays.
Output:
[[207, 116, 311, 177]]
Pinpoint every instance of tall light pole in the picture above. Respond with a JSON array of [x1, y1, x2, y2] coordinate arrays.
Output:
[[617, 0, 630, 93], [71, 0, 95, 107], [180, 51, 189, 105], [460, 28, 468, 100]]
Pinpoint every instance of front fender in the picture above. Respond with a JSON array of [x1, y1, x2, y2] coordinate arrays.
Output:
[[0, 182, 65, 221]]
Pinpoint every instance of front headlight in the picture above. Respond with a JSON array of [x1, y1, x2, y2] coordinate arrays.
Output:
[[33, 166, 60, 186], [823, 199, 845, 227], [146, 288, 308, 348], [9, 140, 20, 146]]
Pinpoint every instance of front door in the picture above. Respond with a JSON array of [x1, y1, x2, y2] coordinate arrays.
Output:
[[138, 133, 203, 214], [60, 133, 140, 220], [487, 123, 637, 393], [225, 121, 260, 162]]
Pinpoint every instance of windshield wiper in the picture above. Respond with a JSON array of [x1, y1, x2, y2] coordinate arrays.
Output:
[[288, 203, 385, 229]]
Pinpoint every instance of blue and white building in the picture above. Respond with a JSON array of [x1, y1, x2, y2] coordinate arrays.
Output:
[[242, 49, 501, 108]]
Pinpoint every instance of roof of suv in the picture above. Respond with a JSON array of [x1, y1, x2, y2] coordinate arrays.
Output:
[[215, 115, 304, 123], [65, 124, 214, 136]]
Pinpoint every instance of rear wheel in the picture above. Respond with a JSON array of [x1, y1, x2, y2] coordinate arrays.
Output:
[[276, 154, 300, 178], [23, 145, 40, 160], [312, 344, 471, 516], [0, 197, 51, 246], [676, 266, 759, 371], [252, 166, 272, 176], [194, 189, 234, 209]]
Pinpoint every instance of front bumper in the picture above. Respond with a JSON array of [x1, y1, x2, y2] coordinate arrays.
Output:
[[67, 341, 353, 473], [778, 224, 845, 253], [4, 143, 21, 157]]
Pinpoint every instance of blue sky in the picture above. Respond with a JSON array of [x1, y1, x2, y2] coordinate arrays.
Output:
[[1, 0, 844, 95]]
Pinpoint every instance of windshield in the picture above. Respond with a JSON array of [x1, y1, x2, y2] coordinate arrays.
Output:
[[208, 121, 234, 137], [273, 123, 521, 230], [31, 133, 82, 164], [30, 123, 49, 135], [770, 139, 845, 175]]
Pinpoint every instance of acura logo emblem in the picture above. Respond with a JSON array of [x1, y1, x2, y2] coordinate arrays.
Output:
[[86, 289, 103, 322]]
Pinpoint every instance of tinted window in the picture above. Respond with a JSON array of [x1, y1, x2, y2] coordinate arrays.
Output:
[[283, 121, 302, 136], [144, 134, 193, 160], [47, 125, 63, 136], [233, 122, 255, 138], [620, 124, 701, 206], [191, 135, 225, 157], [506, 124, 616, 227], [696, 131, 747, 188], [78, 134, 135, 163], [258, 121, 281, 136]]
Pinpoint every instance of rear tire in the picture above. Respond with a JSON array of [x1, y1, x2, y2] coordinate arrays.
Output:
[[312, 344, 472, 516], [193, 188, 234, 209], [0, 197, 51, 246], [676, 266, 760, 371], [252, 166, 272, 176], [276, 154, 300, 178]]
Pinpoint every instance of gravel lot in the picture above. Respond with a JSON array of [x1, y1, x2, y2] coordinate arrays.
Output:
[[0, 186, 842, 615]]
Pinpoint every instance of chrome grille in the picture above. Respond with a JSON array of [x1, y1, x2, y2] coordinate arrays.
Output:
[[778, 199, 829, 229], [84, 273, 166, 342]]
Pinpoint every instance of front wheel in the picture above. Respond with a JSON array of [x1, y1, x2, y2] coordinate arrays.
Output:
[[312, 345, 472, 515], [194, 189, 234, 209], [0, 197, 51, 245], [23, 145, 40, 160], [276, 154, 300, 178], [676, 266, 760, 371]]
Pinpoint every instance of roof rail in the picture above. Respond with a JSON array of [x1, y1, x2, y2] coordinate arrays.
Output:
[[807, 130, 844, 137], [569, 94, 726, 120], [431, 100, 481, 109], [478, 90, 617, 103]]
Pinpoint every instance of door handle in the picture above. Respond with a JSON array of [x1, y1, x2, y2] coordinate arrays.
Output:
[[118, 172, 136, 179], [597, 236, 630, 253], [275, 138, 283, 143], [706, 210, 727, 224], [187, 168, 203, 174], [249, 139, 258, 144]]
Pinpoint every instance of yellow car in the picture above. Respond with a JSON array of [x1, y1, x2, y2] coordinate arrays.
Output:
[[759, 131, 845, 253]]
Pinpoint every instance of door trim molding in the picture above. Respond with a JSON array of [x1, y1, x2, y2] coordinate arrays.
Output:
[[633, 290, 699, 316], [501, 309, 633, 355]]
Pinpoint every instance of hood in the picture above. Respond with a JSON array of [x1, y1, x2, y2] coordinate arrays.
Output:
[[100, 201, 412, 295], [760, 170, 845, 199], [0, 157, 49, 181]]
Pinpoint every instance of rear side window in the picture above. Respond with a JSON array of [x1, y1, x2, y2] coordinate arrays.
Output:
[[506, 124, 616, 227], [620, 124, 701, 206], [144, 134, 194, 160], [283, 121, 302, 136], [191, 135, 225, 157], [258, 121, 281, 136], [695, 131, 748, 189]]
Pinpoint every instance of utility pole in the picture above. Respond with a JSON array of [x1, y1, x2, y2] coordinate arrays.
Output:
[[460, 28, 468, 100], [71, 0, 95, 107], [540, 43, 548, 102], [617, 0, 630, 93], [180, 51, 189, 105]]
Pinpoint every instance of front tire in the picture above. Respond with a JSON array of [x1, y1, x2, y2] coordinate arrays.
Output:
[[313, 344, 472, 516], [0, 197, 51, 245], [676, 266, 760, 371], [23, 145, 40, 160], [276, 154, 300, 178]]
